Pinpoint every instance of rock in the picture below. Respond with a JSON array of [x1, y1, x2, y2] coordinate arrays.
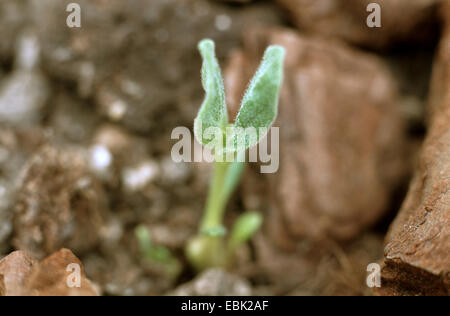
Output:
[[26, 249, 98, 296], [276, 0, 440, 49], [376, 3, 450, 296], [0, 32, 49, 126], [428, 2, 450, 118], [225, 27, 408, 247], [88, 144, 114, 180], [13, 146, 109, 259], [0, 127, 48, 255], [122, 160, 160, 192], [0, 71, 48, 125], [0, 249, 98, 296], [169, 268, 252, 296], [0, 275, 4, 296], [0, 250, 37, 296]]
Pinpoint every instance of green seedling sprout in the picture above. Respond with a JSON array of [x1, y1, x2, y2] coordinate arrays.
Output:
[[186, 39, 285, 271], [135, 225, 182, 280]]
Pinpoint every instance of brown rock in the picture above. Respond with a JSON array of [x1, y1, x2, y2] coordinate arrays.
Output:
[[0, 249, 98, 296], [276, 0, 440, 49], [13, 146, 108, 259], [0, 275, 4, 296], [26, 249, 98, 296], [225, 27, 407, 247], [428, 2, 450, 118], [0, 251, 37, 295], [376, 3, 450, 296]]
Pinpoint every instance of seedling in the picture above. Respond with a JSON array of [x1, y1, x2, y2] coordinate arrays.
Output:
[[186, 39, 285, 271], [135, 225, 182, 280]]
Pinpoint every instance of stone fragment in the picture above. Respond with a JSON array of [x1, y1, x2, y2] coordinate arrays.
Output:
[[0, 33, 49, 126], [13, 146, 108, 259], [0, 249, 98, 296], [276, 0, 440, 49], [376, 3, 450, 296], [0, 250, 37, 296]]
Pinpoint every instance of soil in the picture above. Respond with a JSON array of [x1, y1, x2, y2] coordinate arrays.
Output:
[[0, 0, 447, 296]]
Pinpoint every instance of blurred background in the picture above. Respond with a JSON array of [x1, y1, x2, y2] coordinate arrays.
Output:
[[0, 0, 446, 295]]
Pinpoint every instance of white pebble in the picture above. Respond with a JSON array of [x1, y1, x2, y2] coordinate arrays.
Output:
[[215, 14, 232, 32], [16, 33, 40, 70], [89, 145, 113, 172], [108, 99, 127, 121], [122, 161, 159, 192]]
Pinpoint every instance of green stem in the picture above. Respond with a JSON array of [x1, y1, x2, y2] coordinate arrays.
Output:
[[200, 161, 230, 232], [187, 159, 245, 270]]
